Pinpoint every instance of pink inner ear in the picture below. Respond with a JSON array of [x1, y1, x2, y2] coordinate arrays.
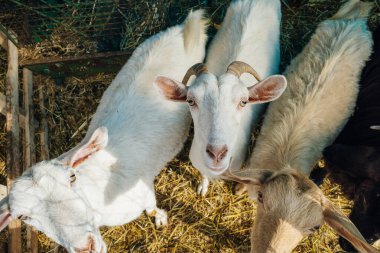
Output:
[[155, 76, 187, 101], [248, 76, 286, 103], [68, 127, 108, 168], [70, 141, 100, 168]]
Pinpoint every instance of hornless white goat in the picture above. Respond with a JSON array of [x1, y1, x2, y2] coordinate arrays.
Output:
[[155, 0, 286, 196], [0, 11, 207, 253], [226, 1, 380, 252]]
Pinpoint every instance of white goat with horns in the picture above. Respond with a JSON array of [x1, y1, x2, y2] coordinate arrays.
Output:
[[0, 10, 207, 253], [227, 0, 380, 252], [155, 0, 286, 196]]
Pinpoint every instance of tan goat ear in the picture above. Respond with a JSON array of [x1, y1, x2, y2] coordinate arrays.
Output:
[[0, 196, 13, 232], [223, 168, 272, 185], [322, 197, 379, 253], [248, 75, 287, 104], [68, 127, 108, 168], [154, 76, 188, 102]]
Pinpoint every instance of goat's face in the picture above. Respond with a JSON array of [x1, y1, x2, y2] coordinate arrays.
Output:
[[154, 62, 286, 177], [0, 127, 109, 253], [225, 168, 379, 253], [187, 72, 248, 175]]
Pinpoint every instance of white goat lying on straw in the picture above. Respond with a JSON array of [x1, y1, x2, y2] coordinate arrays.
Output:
[[0, 10, 207, 253], [227, 0, 380, 252], [155, 0, 285, 196]]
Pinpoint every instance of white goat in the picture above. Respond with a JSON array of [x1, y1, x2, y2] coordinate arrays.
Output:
[[227, 1, 380, 252], [0, 10, 207, 253], [155, 0, 286, 196]]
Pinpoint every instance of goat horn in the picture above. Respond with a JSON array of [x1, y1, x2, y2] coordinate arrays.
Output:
[[370, 125, 380, 130], [182, 63, 208, 85], [226, 61, 261, 81]]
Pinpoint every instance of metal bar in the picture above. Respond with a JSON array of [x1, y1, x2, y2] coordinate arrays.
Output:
[[6, 34, 22, 253], [22, 68, 38, 253]]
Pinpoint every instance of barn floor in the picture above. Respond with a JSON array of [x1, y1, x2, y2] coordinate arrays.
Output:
[[0, 0, 380, 252]]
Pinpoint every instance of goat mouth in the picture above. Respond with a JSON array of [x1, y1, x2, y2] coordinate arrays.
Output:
[[208, 157, 232, 173], [208, 165, 227, 172]]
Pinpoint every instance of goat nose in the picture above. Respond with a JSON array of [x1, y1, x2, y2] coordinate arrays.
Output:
[[206, 144, 228, 163]]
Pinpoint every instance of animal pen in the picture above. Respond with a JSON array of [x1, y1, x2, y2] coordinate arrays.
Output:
[[0, 0, 379, 253]]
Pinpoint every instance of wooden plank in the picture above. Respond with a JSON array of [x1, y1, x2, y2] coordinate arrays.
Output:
[[38, 82, 59, 252], [0, 24, 18, 48], [0, 92, 5, 115], [0, 30, 8, 51], [22, 68, 38, 253], [0, 92, 39, 128], [0, 92, 26, 125], [20, 51, 131, 66], [20, 51, 131, 78], [0, 184, 7, 201], [6, 37, 22, 253], [39, 86, 49, 161]]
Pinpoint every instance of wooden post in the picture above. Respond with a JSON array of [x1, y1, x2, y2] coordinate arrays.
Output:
[[0, 30, 8, 51], [6, 32, 22, 253], [39, 81, 59, 253], [23, 68, 38, 253], [39, 84, 49, 161]]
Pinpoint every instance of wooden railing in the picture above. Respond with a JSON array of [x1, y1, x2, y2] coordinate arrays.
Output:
[[0, 27, 49, 253]]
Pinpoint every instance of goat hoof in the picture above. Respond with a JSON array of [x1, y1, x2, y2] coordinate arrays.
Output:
[[154, 208, 168, 227], [197, 177, 209, 196]]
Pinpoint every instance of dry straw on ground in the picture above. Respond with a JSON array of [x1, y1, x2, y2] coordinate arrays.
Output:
[[0, 0, 380, 252]]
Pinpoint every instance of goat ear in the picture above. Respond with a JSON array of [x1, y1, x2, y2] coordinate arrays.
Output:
[[223, 168, 271, 185], [248, 75, 287, 104], [69, 127, 108, 168], [322, 196, 379, 253], [154, 76, 188, 102], [0, 196, 13, 232]]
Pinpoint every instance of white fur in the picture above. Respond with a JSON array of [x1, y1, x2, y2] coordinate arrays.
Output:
[[6, 10, 207, 253], [189, 0, 282, 191]]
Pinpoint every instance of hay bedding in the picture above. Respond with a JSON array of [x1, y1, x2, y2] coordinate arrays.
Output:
[[0, 0, 380, 252]]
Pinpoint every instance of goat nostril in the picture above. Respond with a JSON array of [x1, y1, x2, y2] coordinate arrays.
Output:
[[219, 145, 228, 160], [206, 144, 228, 162], [206, 145, 216, 159]]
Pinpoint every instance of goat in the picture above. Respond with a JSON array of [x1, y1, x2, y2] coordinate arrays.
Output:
[[225, 0, 379, 252], [323, 25, 380, 251], [155, 0, 286, 196], [0, 10, 207, 253]]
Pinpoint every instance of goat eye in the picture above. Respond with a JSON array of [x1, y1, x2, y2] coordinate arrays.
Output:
[[187, 99, 195, 106], [69, 172, 76, 184], [240, 100, 248, 107], [257, 191, 263, 203], [19, 215, 29, 221]]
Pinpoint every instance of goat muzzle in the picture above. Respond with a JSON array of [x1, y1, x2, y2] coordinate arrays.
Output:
[[182, 63, 208, 85], [226, 61, 261, 81]]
